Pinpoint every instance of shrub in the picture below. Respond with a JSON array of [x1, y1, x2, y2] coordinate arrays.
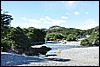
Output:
[[66, 34, 78, 41], [80, 32, 99, 46]]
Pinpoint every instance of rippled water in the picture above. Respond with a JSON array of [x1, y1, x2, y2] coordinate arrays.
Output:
[[45, 42, 81, 50], [45, 42, 82, 55]]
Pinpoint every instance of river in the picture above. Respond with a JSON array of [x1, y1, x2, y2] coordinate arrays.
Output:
[[44, 41, 82, 56]]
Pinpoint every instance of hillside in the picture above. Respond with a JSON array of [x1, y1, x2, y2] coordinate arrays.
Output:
[[47, 25, 99, 36], [45, 25, 99, 46], [47, 25, 83, 37]]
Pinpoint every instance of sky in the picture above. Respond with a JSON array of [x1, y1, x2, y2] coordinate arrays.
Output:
[[1, 1, 99, 30]]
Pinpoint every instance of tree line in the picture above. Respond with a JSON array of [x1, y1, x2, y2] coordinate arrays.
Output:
[[1, 9, 99, 54], [1, 9, 46, 53], [46, 25, 99, 46]]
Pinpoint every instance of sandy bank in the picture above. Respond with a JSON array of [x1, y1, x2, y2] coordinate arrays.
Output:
[[1, 46, 99, 66], [20, 46, 99, 66]]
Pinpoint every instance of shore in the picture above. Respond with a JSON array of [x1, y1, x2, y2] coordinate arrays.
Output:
[[19, 46, 99, 66], [62, 41, 81, 46], [1, 39, 99, 66], [44, 46, 99, 66], [1, 46, 99, 66]]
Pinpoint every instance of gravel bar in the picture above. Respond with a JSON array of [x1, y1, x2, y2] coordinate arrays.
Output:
[[1, 47, 99, 66]]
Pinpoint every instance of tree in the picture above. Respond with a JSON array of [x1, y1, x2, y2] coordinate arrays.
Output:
[[10, 27, 31, 52], [1, 9, 13, 51], [45, 33, 64, 41], [1, 9, 47, 54], [1, 9, 13, 39], [80, 32, 99, 46], [27, 28, 46, 45], [80, 39, 90, 46], [67, 34, 78, 41]]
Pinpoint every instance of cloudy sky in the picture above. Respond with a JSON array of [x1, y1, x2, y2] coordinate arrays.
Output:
[[1, 1, 99, 30]]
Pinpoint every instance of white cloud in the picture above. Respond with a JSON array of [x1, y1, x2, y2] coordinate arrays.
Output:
[[39, 18, 45, 21], [61, 16, 68, 20], [85, 12, 89, 14], [42, 16, 66, 25], [28, 19, 40, 23], [51, 20, 66, 25], [43, 21, 51, 24], [43, 19, 66, 26], [45, 16, 52, 21], [39, 16, 66, 25], [21, 16, 67, 28], [74, 11, 80, 15], [21, 17, 27, 21], [68, 1, 76, 6]]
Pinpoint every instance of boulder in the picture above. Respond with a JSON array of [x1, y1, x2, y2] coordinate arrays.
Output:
[[30, 46, 51, 56]]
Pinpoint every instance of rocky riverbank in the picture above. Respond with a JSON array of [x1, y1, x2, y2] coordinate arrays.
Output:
[[1, 46, 99, 66], [44, 46, 99, 66]]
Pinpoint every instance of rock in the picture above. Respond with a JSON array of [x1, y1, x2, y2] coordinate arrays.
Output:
[[30, 46, 51, 56]]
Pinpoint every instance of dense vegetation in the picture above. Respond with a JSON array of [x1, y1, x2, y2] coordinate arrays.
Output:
[[1, 9, 99, 54], [46, 25, 86, 41], [45, 33, 64, 41], [46, 25, 99, 46], [1, 10, 46, 54], [81, 31, 99, 46]]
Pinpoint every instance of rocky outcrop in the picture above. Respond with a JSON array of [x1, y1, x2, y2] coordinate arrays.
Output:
[[30, 46, 51, 56]]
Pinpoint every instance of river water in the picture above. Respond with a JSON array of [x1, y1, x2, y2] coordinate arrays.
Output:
[[44, 41, 82, 55]]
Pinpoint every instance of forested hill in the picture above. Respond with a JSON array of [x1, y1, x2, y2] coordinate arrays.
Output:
[[47, 25, 99, 35], [47, 25, 83, 37], [45, 25, 99, 41]]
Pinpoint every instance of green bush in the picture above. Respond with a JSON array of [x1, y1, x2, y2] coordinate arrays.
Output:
[[80, 32, 99, 46], [66, 34, 78, 41], [1, 39, 12, 51], [45, 33, 64, 41], [80, 39, 90, 46]]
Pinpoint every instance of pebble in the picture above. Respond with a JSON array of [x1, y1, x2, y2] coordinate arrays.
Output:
[[1, 46, 99, 66]]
